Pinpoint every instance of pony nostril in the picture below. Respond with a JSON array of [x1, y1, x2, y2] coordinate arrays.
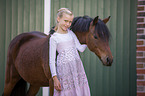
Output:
[[106, 57, 112, 65], [107, 57, 110, 63]]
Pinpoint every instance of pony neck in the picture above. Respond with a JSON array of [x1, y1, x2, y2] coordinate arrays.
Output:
[[74, 31, 88, 44]]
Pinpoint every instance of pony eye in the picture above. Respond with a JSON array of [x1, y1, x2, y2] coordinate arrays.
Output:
[[94, 35, 98, 39]]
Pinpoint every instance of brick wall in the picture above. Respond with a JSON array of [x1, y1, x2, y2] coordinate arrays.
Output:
[[137, 0, 145, 96]]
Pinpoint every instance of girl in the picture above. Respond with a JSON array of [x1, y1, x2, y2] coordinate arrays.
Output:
[[49, 8, 91, 96]]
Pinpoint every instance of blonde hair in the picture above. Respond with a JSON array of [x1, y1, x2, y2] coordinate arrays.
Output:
[[57, 8, 73, 18], [54, 8, 73, 31]]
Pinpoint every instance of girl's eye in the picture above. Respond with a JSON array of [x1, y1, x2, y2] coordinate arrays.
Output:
[[94, 35, 98, 39], [64, 20, 68, 22]]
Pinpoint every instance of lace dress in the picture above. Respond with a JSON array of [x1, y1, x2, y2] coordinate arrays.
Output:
[[49, 29, 91, 96]]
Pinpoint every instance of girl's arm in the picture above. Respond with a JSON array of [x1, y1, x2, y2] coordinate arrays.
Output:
[[70, 30, 87, 52], [49, 36, 57, 77], [49, 36, 62, 91]]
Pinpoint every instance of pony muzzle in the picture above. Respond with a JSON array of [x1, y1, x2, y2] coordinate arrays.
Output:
[[101, 56, 113, 66], [106, 56, 113, 66]]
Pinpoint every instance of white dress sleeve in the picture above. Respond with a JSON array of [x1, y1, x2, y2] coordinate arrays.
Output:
[[49, 36, 57, 77], [70, 30, 87, 52]]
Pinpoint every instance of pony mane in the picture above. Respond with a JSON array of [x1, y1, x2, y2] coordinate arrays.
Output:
[[70, 16, 111, 41], [95, 19, 111, 41], [70, 16, 93, 32]]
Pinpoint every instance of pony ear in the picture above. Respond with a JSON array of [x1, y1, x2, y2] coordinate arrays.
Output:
[[93, 16, 99, 25], [103, 16, 111, 24]]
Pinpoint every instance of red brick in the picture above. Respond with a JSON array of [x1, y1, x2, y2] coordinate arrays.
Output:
[[137, 46, 145, 51], [137, 86, 144, 91], [137, 58, 145, 62], [137, 12, 145, 17], [137, 24, 145, 28], [137, 75, 144, 79], [137, 93, 145, 96], [136, 52, 143, 56], [137, 30, 144, 34], [137, 81, 145, 86], [138, 6, 144, 11], [137, 35, 145, 39], [137, 64, 144, 68], [137, 69, 145, 74], [137, 18, 144, 22], [138, 1, 145, 5], [137, 41, 144, 45]]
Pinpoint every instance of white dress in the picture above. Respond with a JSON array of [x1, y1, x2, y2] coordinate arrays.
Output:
[[49, 29, 90, 96]]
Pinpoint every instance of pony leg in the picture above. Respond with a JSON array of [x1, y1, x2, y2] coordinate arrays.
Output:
[[49, 78, 54, 96], [26, 85, 40, 96]]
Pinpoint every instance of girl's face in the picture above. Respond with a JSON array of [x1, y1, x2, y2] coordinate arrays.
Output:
[[57, 13, 74, 31]]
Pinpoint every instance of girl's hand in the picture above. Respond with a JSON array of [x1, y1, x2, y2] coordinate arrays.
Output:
[[53, 76, 62, 91]]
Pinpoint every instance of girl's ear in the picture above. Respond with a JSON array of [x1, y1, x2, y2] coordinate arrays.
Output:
[[57, 16, 60, 23]]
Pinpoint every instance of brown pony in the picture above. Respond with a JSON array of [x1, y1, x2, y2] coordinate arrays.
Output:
[[3, 16, 113, 96]]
